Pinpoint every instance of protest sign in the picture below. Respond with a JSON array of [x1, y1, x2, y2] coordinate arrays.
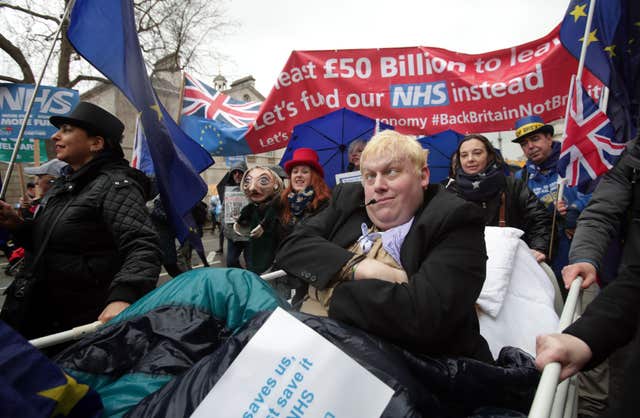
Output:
[[0, 83, 79, 163], [224, 186, 249, 224], [335, 171, 361, 185], [244, 26, 602, 153], [191, 307, 394, 418]]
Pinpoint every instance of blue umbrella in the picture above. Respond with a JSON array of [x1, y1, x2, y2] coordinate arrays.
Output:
[[416, 130, 465, 184], [279, 108, 393, 188]]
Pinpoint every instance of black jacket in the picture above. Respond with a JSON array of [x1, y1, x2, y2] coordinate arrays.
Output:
[[11, 155, 161, 338], [275, 182, 492, 362], [447, 176, 552, 253], [569, 140, 640, 271], [564, 149, 640, 417]]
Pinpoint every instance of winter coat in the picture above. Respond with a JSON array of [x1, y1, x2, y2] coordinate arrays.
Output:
[[564, 143, 640, 417], [569, 140, 639, 273], [275, 182, 493, 362], [7, 154, 161, 339], [515, 141, 591, 275], [447, 176, 552, 253], [236, 197, 281, 274]]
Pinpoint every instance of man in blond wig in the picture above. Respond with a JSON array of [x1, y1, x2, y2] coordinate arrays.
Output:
[[276, 130, 491, 361]]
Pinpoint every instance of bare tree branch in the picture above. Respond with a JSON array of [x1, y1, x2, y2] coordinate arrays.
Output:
[[0, 74, 26, 83], [0, 2, 60, 24], [1, 0, 235, 88], [67, 75, 110, 89], [0, 32, 35, 83]]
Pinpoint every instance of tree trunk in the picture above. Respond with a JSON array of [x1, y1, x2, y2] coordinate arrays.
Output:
[[57, 9, 71, 88]]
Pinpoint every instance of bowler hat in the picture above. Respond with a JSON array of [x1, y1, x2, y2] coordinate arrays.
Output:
[[50, 101, 124, 141], [283, 148, 324, 177], [511, 115, 554, 143]]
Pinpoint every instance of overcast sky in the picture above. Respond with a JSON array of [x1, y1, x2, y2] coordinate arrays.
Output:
[[212, 0, 569, 96], [203, 0, 569, 158]]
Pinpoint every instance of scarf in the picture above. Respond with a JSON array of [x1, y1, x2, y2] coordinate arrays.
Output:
[[288, 186, 315, 217], [357, 218, 414, 266], [455, 161, 505, 202]]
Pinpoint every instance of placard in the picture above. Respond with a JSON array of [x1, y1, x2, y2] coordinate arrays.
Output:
[[0, 83, 79, 163], [191, 307, 394, 418], [224, 186, 249, 224], [335, 170, 361, 185]]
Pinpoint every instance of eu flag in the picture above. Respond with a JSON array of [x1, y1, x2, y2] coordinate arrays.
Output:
[[560, 0, 640, 142], [0, 321, 102, 418], [180, 73, 260, 156], [66, 0, 214, 243]]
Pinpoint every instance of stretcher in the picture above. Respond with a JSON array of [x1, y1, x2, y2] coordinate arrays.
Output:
[[28, 263, 576, 417]]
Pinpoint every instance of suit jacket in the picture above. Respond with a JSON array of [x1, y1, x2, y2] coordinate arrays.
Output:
[[275, 183, 492, 362]]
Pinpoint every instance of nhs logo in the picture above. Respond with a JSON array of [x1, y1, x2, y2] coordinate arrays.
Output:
[[390, 82, 449, 108]]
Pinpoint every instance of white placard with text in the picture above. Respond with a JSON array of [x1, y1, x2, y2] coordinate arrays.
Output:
[[335, 170, 362, 185], [190, 307, 394, 418]]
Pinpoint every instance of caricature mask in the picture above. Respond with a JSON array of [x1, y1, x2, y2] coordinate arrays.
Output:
[[241, 167, 283, 203]]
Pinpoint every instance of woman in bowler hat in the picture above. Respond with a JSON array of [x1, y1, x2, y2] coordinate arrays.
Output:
[[0, 101, 161, 350]]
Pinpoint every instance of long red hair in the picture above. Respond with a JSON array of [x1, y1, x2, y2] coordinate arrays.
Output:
[[280, 167, 331, 225]]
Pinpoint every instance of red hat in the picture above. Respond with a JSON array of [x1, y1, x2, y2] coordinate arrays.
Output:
[[284, 148, 324, 177]]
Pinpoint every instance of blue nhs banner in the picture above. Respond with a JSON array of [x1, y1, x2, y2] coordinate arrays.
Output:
[[390, 81, 449, 108], [0, 84, 79, 162]]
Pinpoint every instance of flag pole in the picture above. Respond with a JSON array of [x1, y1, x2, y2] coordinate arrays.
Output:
[[0, 0, 76, 201], [575, 0, 598, 84], [550, 0, 597, 256], [550, 74, 577, 259], [176, 71, 186, 124]]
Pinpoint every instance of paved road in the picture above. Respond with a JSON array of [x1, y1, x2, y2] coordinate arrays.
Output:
[[0, 226, 227, 310]]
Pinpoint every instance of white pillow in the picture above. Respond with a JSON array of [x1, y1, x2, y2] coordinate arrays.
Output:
[[477, 227, 524, 317]]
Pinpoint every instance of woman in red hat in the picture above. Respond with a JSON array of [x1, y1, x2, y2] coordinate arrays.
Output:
[[278, 148, 331, 307], [280, 148, 331, 234]]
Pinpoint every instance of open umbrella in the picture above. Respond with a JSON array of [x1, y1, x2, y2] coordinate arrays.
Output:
[[279, 108, 393, 188], [416, 130, 465, 184]]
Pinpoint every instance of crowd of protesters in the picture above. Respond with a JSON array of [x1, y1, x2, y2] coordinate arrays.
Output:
[[1, 101, 640, 415]]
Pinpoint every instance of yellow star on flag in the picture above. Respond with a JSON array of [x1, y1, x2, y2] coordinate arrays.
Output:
[[569, 4, 587, 22], [604, 44, 616, 57], [150, 104, 163, 121], [580, 29, 599, 47], [37, 374, 90, 417]]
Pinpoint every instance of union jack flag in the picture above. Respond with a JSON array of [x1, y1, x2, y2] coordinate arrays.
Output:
[[182, 73, 261, 129], [558, 77, 626, 190]]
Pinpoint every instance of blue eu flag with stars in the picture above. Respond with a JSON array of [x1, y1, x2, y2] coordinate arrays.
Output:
[[560, 0, 640, 141], [0, 321, 102, 418], [66, 0, 214, 245]]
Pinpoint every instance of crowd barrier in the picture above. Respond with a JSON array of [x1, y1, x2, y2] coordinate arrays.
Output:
[[528, 277, 584, 418]]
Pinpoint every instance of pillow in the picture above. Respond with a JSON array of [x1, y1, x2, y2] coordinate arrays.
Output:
[[477, 227, 524, 318]]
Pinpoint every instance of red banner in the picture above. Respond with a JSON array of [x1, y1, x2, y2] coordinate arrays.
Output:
[[245, 25, 603, 153]]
